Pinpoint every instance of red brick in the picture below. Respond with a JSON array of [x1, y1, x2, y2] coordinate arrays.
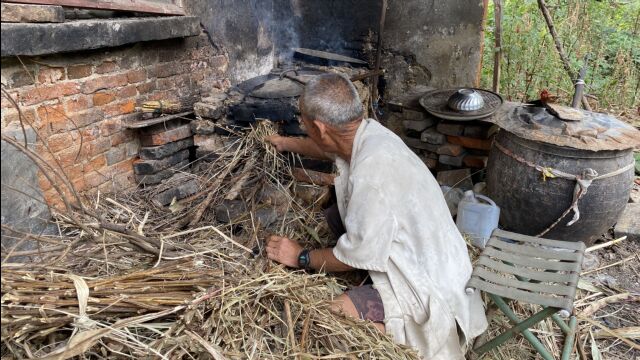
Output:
[[446, 136, 493, 151], [67, 64, 92, 79], [126, 69, 146, 83], [118, 84, 137, 98], [463, 155, 489, 168], [149, 62, 184, 78], [2, 108, 37, 126], [38, 174, 53, 192], [140, 124, 192, 146], [99, 118, 122, 136], [80, 73, 128, 94], [47, 132, 74, 153], [37, 66, 65, 84], [92, 91, 116, 106], [113, 158, 135, 174], [84, 171, 108, 189], [64, 95, 92, 113], [37, 103, 67, 129], [21, 82, 80, 106], [79, 126, 100, 143], [89, 137, 112, 156], [56, 145, 90, 167], [157, 74, 189, 91], [65, 163, 85, 180], [436, 143, 465, 157], [69, 109, 104, 129], [1, 91, 19, 109], [104, 100, 136, 117], [84, 154, 107, 173], [110, 130, 135, 146], [145, 90, 173, 102], [136, 80, 156, 94], [95, 61, 118, 74], [43, 188, 65, 210], [72, 177, 87, 192]]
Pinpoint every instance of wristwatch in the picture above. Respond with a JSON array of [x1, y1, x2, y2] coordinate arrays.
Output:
[[297, 249, 311, 270]]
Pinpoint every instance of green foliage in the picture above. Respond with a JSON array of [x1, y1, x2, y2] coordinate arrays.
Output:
[[481, 0, 640, 109]]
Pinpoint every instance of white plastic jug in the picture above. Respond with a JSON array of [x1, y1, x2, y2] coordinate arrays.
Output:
[[456, 190, 500, 249]]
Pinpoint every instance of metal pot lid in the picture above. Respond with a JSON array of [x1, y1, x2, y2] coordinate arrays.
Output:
[[250, 77, 304, 99], [419, 88, 503, 121], [487, 102, 640, 151]]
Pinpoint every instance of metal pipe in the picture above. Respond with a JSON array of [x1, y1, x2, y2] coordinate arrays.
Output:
[[560, 316, 578, 360], [474, 294, 555, 360]]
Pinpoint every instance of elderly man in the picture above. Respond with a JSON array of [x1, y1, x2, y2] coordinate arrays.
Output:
[[266, 73, 487, 359]]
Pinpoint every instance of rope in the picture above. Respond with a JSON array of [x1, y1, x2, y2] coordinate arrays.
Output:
[[494, 141, 634, 236]]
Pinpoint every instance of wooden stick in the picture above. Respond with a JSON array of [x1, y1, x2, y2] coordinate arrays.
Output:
[[581, 293, 637, 317], [492, 0, 503, 93], [371, 0, 387, 104], [585, 236, 626, 253], [581, 254, 635, 275]]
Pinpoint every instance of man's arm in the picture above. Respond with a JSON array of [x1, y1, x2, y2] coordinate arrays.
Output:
[[265, 235, 353, 272], [267, 135, 330, 160]]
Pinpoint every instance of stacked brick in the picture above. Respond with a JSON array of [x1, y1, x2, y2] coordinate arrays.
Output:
[[134, 121, 194, 185], [0, 34, 230, 208], [390, 109, 495, 172], [191, 90, 241, 160]]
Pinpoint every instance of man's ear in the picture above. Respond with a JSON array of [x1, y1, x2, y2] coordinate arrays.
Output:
[[313, 120, 328, 140]]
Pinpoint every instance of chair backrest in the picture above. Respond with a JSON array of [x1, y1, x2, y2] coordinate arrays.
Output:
[[466, 229, 585, 311]]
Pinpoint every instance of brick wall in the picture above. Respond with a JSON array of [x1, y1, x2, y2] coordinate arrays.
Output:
[[1, 33, 230, 208]]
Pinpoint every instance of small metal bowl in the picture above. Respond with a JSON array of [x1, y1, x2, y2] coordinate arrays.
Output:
[[447, 88, 485, 112]]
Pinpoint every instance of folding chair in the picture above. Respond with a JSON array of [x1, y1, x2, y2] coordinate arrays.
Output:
[[466, 229, 585, 360]]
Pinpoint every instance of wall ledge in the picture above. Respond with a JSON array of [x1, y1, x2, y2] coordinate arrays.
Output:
[[1, 16, 201, 57]]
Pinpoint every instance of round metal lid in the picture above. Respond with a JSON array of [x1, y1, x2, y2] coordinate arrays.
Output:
[[419, 88, 503, 121]]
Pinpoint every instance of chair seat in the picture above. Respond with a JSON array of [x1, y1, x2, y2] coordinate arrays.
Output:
[[467, 229, 585, 311]]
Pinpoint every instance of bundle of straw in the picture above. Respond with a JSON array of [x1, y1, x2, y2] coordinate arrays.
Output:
[[141, 100, 183, 114]]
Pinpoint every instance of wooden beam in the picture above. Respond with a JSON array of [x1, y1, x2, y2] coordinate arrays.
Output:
[[2, 0, 185, 16]]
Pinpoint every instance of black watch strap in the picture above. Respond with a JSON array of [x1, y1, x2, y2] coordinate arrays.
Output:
[[298, 249, 311, 269]]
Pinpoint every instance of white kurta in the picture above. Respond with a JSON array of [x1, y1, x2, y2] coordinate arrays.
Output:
[[332, 119, 488, 359]]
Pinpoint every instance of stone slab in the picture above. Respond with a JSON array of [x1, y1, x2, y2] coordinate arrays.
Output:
[[152, 177, 199, 206], [1, 3, 64, 23], [614, 203, 639, 241], [439, 154, 466, 167], [1, 127, 53, 255], [134, 160, 189, 185], [139, 137, 194, 160], [463, 124, 492, 139], [402, 109, 426, 121], [194, 101, 224, 120], [436, 122, 465, 136], [403, 137, 439, 152], [403, 118, 435, 132], [1, 16, 200, 57], [133, 149, 189, 175], [190, 119, 217, 135]]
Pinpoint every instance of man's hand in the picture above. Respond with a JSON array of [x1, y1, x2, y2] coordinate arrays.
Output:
[[266, 135, 290, 153], [266, 235, 303, 268]]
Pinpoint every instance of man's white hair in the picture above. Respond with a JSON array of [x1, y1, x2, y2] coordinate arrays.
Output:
[[300, 73, 364, 126]]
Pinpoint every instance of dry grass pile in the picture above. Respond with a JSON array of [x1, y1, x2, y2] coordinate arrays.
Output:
[[1, 121, 417, 359]]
